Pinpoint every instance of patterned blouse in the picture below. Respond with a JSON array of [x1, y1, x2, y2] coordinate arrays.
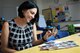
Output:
[[8, 19, 34, 50]]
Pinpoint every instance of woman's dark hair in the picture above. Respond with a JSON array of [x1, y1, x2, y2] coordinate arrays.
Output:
[[18, 1, 39, 24]]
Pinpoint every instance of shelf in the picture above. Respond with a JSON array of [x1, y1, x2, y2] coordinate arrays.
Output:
[[53, 20, 80, 23]]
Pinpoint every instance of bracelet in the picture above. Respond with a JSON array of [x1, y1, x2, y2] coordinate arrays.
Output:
[[42, 37, 46, 42]]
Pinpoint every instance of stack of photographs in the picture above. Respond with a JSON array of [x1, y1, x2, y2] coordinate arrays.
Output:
[[39, 40, 79, 50]]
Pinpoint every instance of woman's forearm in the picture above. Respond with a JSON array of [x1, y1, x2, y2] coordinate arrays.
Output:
[[32, 39, 45, 46], [1, 47, 16, 53]]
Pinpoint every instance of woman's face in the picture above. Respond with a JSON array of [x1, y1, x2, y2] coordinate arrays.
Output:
[[22, 8, 37, 22]]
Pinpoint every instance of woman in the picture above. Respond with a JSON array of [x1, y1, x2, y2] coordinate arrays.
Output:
[[1, 1, 51, 53]]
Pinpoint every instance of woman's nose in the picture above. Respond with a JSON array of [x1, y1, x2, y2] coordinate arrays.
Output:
[[31, 15, 35, 19]]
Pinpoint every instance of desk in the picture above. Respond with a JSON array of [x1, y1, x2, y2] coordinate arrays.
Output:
[[36, 30, 43, 35], [15, 33, 80, 53], [74, 24, 80, 29], [73, 24, 80, 32], [74, 24, 80, 27]]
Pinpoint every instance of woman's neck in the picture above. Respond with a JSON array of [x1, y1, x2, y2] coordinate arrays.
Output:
[[19, 17, 27, 23], [14, 17, 28, 28]]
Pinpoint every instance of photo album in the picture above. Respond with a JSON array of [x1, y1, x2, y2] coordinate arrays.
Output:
[[39, 40, 79, 50]]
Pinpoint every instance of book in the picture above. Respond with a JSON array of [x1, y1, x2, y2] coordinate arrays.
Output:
[[39, 40, 79, 50]]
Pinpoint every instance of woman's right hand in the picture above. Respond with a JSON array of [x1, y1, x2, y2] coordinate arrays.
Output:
[[51, 28, 58, 36], [43, 30, 52, 41]]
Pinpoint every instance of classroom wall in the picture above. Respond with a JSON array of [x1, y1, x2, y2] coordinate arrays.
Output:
[[36, 0, 80, 30], [68, 3, 80, 20], [0, 0, 80, 21], [36, 0, 66, 14], [0, 0, 33, 20], [36, 0, 80, 21]]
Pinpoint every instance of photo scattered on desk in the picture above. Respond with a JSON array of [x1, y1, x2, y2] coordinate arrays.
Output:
[[39, 40, 79, 50]]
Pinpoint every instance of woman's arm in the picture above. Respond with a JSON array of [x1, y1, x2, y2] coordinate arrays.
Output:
[[32, 23, 44, 46], [32, 24, 51, 45], [33, 23, 38, 41], [1, 22, 16, 53], [33, 31, 52, 46]]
